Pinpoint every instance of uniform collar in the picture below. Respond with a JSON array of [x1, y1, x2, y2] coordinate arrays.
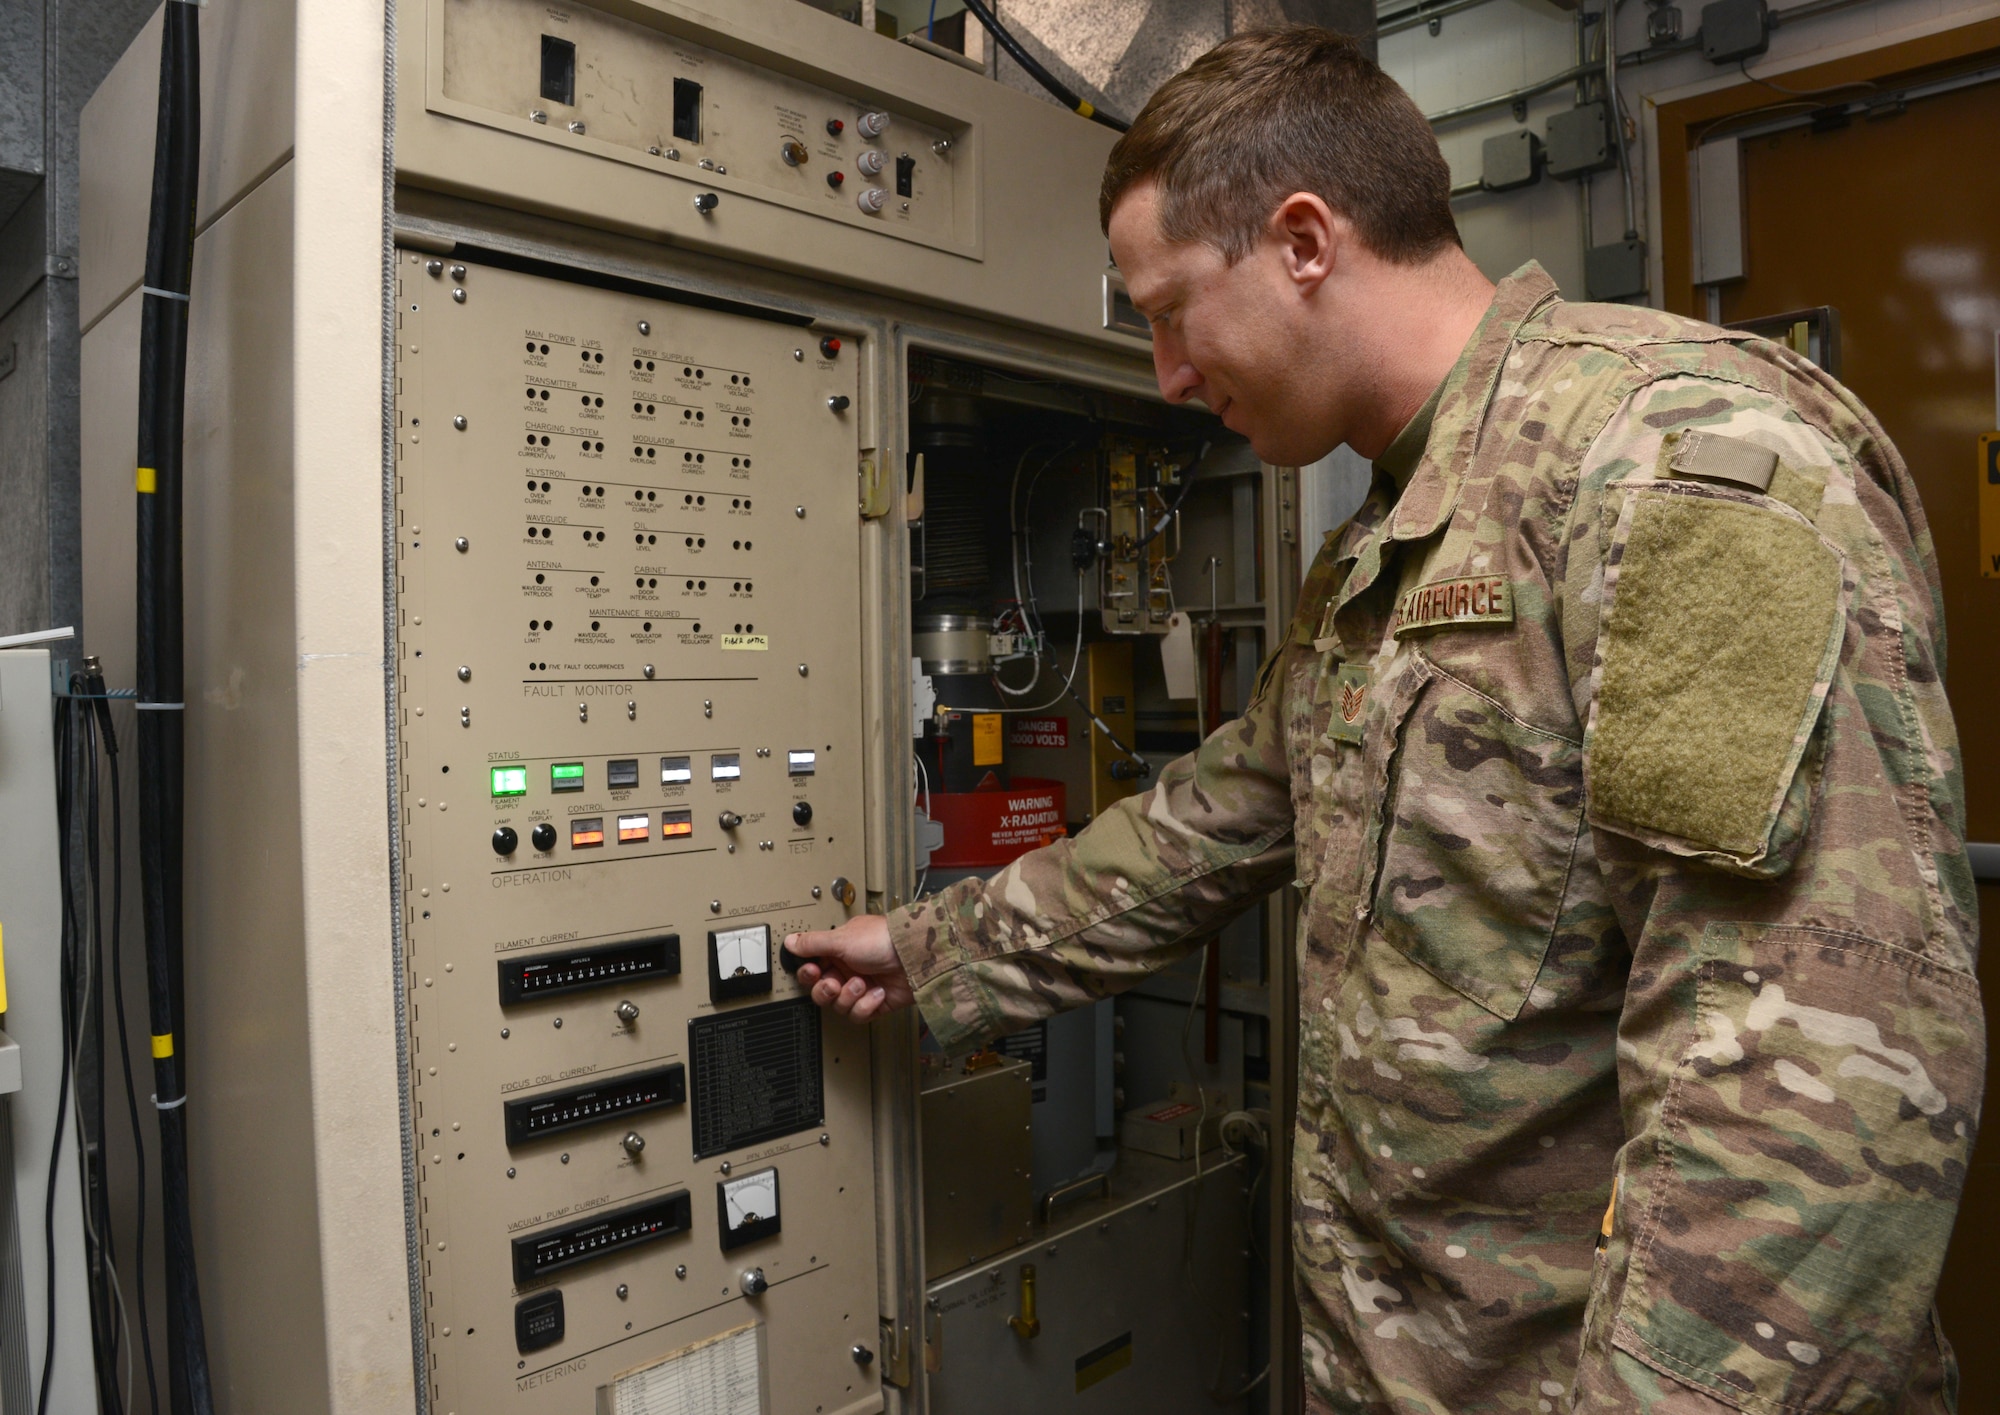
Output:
[[1374, 380, 1444, 492], [1384, 262, 1563, 545]]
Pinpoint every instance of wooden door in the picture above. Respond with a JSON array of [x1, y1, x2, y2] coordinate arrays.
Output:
[[1674, 54, 2000, 1405]]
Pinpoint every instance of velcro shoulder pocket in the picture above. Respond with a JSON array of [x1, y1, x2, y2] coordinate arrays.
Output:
[[1584, 481, 1850, 876]]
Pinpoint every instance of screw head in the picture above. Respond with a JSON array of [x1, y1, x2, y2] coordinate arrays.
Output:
[[452, 415, 467, 430], [676, 1265, 687, 1279], [616, 1283, 629, 1299], [450, 265, 466, 280], [451, 287, 466, 303], [709, 900, 722, 913], [795, 505, 806, 517], [638, 320, 651, 336], [457, 665, 471, 681], [454, 536, 468, 552], [425, 259, 443, 276]]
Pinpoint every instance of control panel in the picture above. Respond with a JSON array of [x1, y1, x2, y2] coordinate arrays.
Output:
[[431, 0, 967, 253], [394, 252, 880, 1414]]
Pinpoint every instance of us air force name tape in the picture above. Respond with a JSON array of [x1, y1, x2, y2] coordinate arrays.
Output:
[[1393, 575, 1514, 637]]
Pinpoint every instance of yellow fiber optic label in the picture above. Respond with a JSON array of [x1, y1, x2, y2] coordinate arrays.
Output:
[[151, 1033, 174, 1059], [972, 713, 1004, 766], [135, 466, 157, 494], [0, 923, 9, 1013], [720, 634, 769, 651]]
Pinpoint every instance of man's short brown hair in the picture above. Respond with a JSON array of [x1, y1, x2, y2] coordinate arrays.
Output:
[[1099, 28, 1459, 265]]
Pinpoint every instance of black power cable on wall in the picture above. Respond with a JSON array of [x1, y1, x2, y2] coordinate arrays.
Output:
[[132, 2, 215, 1413], [958, 0, 1131, 130]]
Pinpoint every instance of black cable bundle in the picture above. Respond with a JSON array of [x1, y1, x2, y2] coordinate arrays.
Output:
[[50, 668, 161, 1415], [958, 0, 1131, 130], [133, 3, 214, 1412]]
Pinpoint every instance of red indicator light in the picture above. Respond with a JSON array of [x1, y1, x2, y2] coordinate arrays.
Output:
[[826, 171, 845, 189], [826, 118, 844, 135], [819, 336, 842, 358]]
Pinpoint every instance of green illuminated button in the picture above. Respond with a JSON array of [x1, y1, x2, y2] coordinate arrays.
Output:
[[490, 765, 529, 798], [551, 762, 586, 793]]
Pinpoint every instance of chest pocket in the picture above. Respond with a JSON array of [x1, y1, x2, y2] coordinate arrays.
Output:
[[1371, 653, 1586, 1020]]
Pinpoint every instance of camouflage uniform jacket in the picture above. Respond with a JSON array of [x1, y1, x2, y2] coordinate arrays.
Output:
[[888, 263, 1983, 1413]]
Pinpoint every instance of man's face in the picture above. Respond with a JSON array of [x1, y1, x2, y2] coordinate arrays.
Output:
[[1108, 182, 1331, 466]]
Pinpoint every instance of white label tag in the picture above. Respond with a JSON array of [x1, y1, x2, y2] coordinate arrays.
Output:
[[1161, 612, 1199, 701]]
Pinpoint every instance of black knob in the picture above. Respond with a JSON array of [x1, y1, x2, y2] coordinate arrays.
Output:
[[826, 394, 850, 412], [852, 1344, 875, 1367], [793, 800, 814, 826], [531, 822, 558, 851], [692, 191, 720, 214], [492, 826, 519, 856]]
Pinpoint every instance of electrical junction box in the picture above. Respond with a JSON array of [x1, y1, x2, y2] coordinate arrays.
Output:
[[1480, 129, 1543, 192], [1587, 237, 1651, 301], [919, 1054, 1032, 1281], [1701, 0, 1770, 64], [1118, 1083, 1227, 1161], [1545, 101, 1616, 179]]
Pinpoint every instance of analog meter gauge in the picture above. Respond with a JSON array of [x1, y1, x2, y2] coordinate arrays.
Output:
[[718, 1166, 782, 1251], [709, 923, 774, 1003]]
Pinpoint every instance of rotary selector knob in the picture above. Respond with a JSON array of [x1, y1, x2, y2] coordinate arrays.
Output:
[[531, 822, 558, 852], [740, 1268, 769, 1297], [492, 826, 519, 856], [616, 1000, 640, 1024], [622, 1131, 646, 1157], [793, 801, 814, 826]]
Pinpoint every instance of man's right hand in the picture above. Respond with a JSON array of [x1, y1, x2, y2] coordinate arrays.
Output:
[[785, 915, 914, 1023]]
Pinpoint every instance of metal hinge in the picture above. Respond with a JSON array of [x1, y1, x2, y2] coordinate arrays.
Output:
[[877, 1316, 913, 1388], [859, 451, 892, 519], [1277, 466, 1299, 544]]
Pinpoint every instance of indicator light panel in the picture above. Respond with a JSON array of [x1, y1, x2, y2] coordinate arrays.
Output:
[[607, 758, 640, 790], [661, 809, 694, 839], [617, 813, 651, 844], [711, 753, 741, 782], [497, 934, 680, 1007], [661, 755, 692, 786], [490, 765, 529, 798], [551, 762, 586, 792], [510, 1190, 693, 1284], [570, 817, 605, 848], [787, 749, 816, 776]]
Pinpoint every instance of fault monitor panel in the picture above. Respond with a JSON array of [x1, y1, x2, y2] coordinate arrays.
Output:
[[394, 252, 879, 1414]]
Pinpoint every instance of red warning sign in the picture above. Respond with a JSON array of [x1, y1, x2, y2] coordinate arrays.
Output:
[[929, 777, 1068, 868], [1008, 716, 1069, 749]]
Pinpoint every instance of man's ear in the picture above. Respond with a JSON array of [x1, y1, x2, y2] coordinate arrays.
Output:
[[1270, 192, 1339, 297]]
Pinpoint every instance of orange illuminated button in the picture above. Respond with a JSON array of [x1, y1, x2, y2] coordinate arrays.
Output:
[[661, 809, 694, 839], [570, 817, 605, 848], [617, 813, 651, 844]]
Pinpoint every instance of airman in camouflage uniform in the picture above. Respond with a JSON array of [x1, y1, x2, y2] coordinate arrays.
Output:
[[791, 32, 1982, 1415], [878, 260, 1983, 1412]]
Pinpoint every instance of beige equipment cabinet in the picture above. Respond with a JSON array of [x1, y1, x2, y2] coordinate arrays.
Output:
[[77, 3, 1302, 1413]]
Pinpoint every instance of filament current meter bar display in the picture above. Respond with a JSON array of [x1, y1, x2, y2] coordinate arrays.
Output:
[[497, 935, 680, 1005]]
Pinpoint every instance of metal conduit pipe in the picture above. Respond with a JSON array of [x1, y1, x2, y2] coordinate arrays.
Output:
[[1379, 0, 1507, 38], [1423, 0, 1874, 127]]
